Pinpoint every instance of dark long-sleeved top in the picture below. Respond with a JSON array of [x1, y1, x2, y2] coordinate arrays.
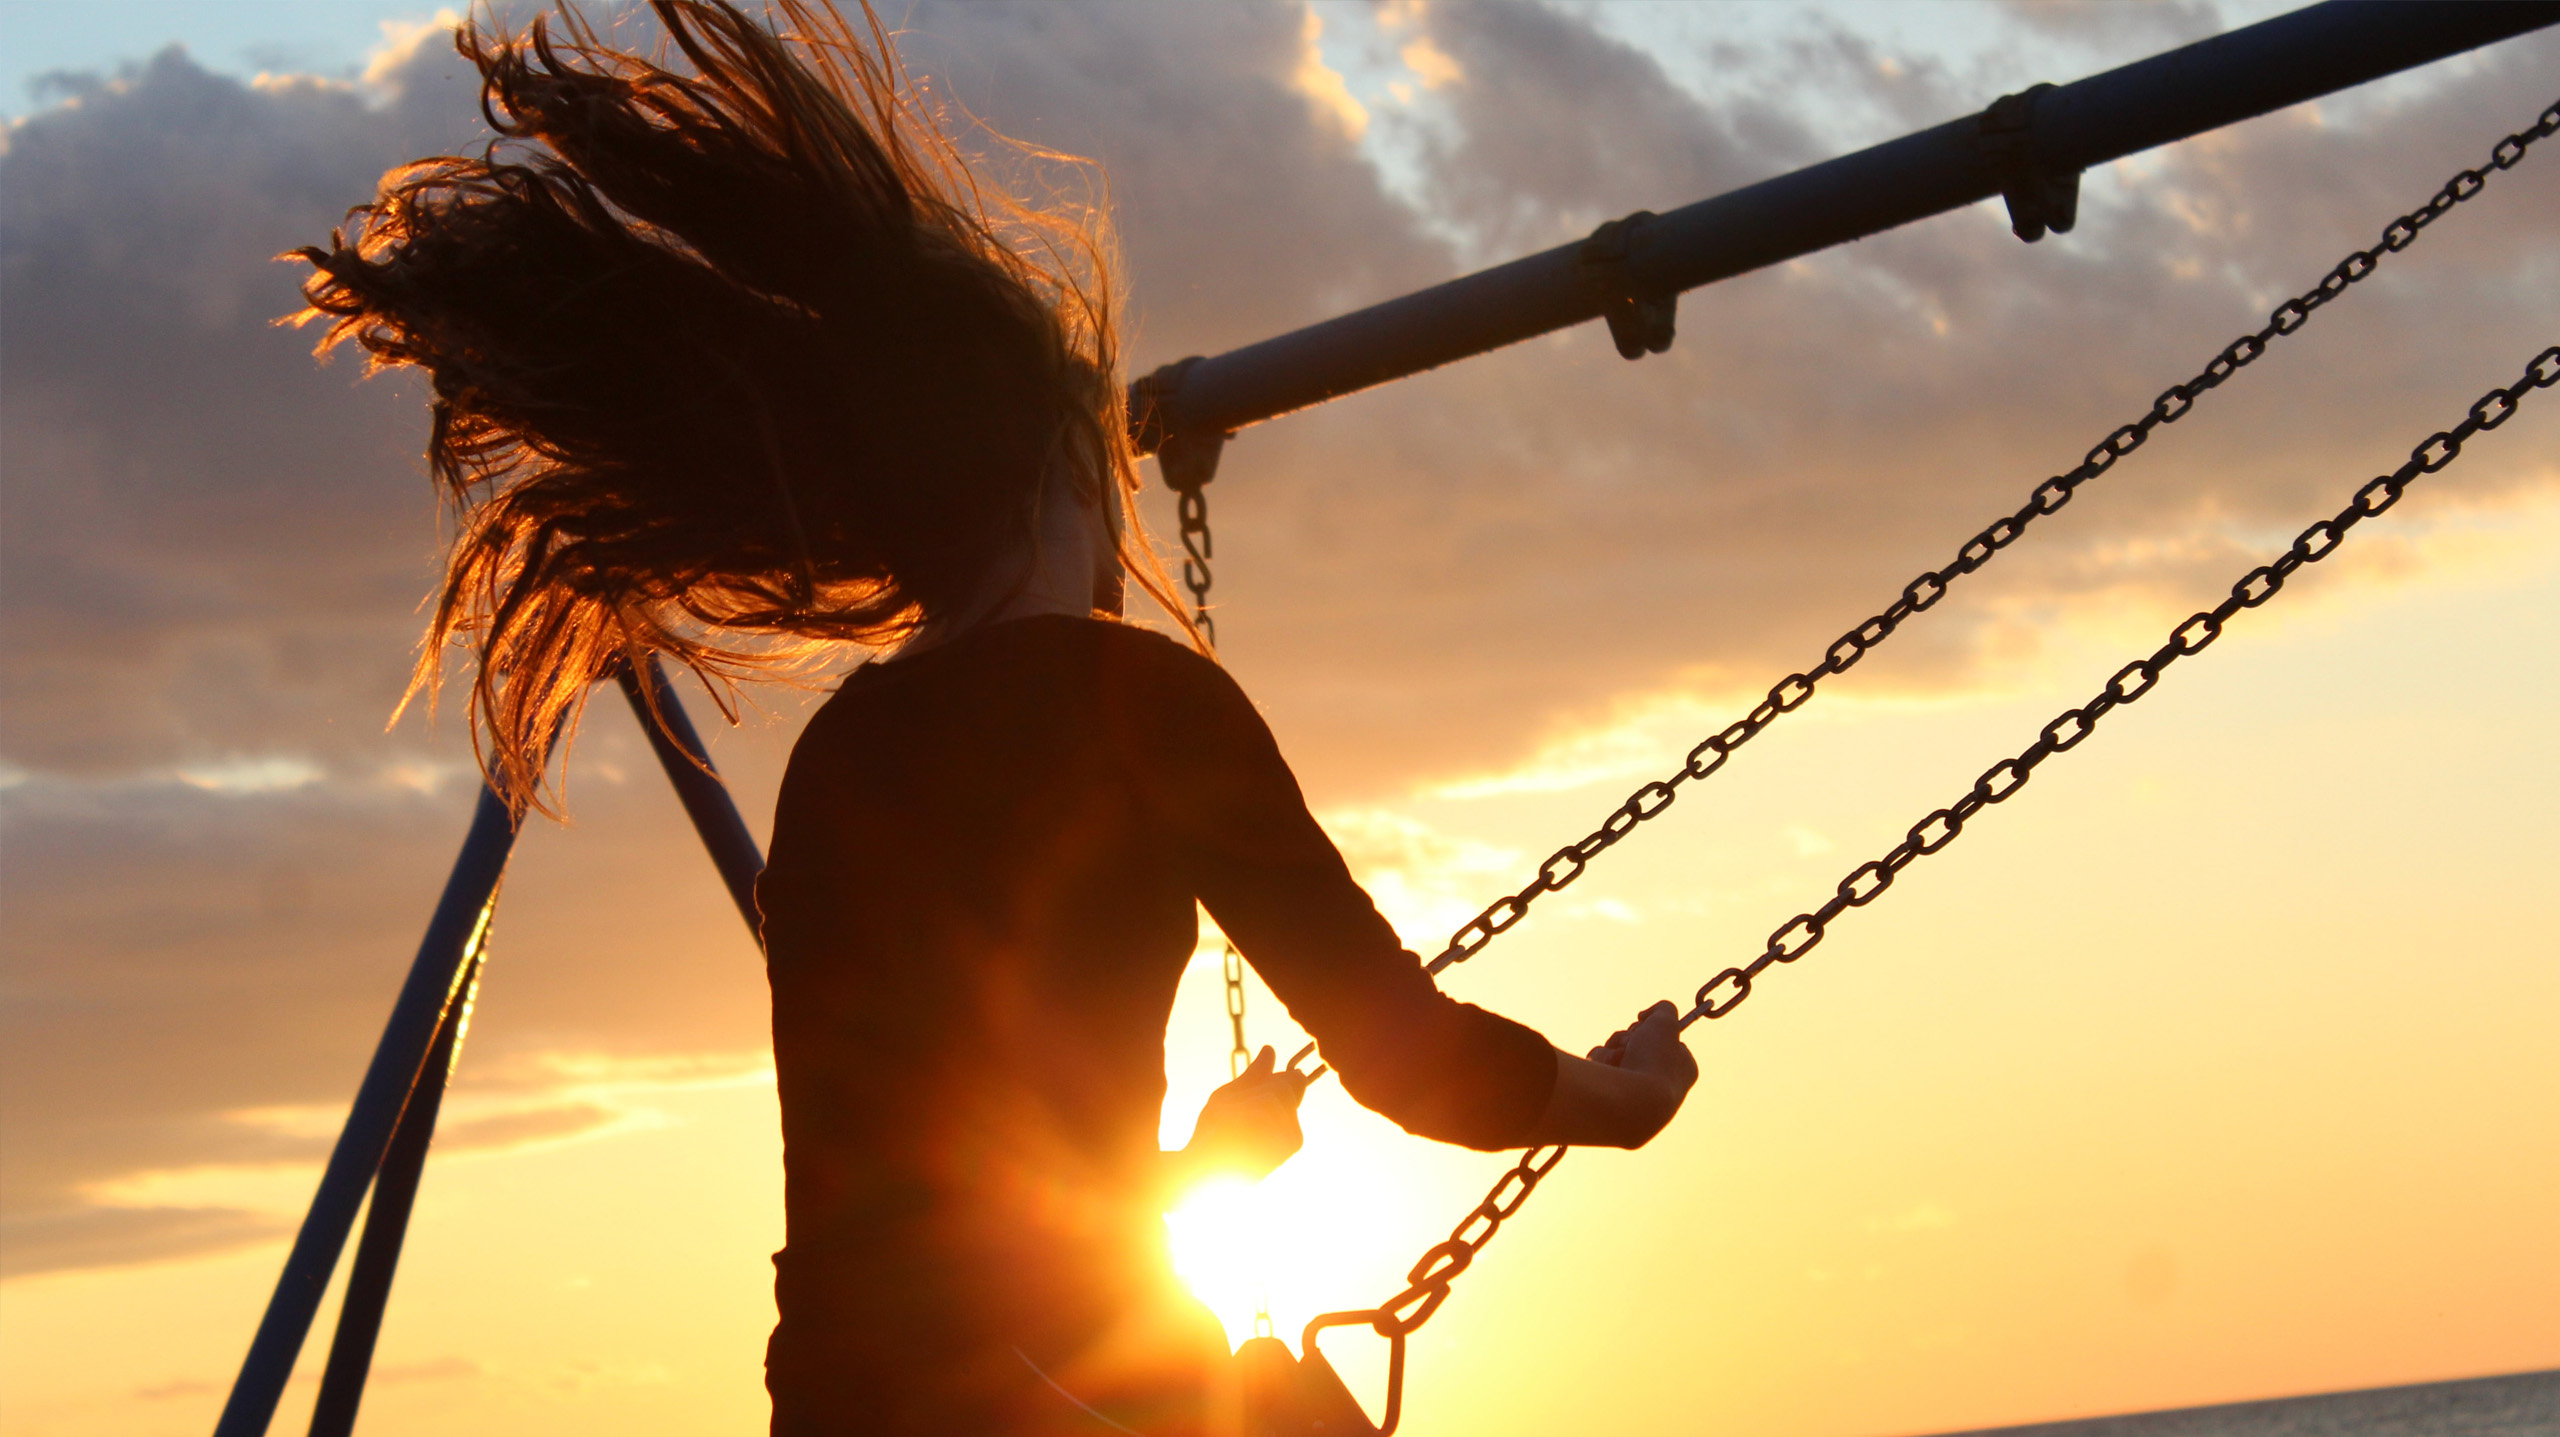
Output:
[[754, 615, 1554, 1434]]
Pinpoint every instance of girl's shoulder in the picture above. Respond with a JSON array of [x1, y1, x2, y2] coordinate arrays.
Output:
[[816, 614, 1236, 719]]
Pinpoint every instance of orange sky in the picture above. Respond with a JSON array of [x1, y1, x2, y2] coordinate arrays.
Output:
[[3, 5, 2555, 1436]]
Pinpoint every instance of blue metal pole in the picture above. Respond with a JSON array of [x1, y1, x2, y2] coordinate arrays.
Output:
[[302, 943, 484, 1437], [227, 661, 761, 1437], [618, 657, 766, 941], [212, 784, 520, 1437]]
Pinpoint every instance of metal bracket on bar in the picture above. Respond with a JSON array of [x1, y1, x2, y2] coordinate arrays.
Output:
[[1980, 82, 2081, 242], [1132, 354, 1231, 491], [1130, 355, 1196, 460], [1157, 429, 1226, 494], [1579, 210, 1677, 359]]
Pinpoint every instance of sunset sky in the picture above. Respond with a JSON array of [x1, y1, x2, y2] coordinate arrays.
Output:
[[2, 3, 2555, 1436]]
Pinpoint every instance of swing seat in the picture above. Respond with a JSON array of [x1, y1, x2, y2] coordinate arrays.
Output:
[[1233, 1335, 1383, 1437]]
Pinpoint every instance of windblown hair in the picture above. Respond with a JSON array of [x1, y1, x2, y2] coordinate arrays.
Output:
[[292, 0, 1191, 814]]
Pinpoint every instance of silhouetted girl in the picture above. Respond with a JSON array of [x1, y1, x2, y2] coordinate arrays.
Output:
[[294, 5, 1696, 1433]]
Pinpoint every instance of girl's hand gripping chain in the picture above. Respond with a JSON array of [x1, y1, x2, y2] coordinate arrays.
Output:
[[1166, 1045, 1327, 1199], [1527, 1000, 1698, 1150], [1592, 1001, 1699, 1141]]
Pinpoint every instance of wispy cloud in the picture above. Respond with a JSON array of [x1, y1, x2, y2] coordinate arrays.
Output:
[[175, 754, 324, 794]]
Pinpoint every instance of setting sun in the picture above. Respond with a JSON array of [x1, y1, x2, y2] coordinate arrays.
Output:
[[1163, 1098, 1442, 1355], [1164, 1178, 1276, 1339], [1159, 942, 1460, 1360]]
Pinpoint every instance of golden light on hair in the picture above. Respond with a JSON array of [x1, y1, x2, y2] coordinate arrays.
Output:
[[286, 0, 1201, 817]]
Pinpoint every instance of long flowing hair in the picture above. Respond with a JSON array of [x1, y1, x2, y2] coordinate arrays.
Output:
[[291, 0, 1196, 814]]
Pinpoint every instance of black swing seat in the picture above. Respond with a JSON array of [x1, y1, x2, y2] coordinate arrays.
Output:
[[1233, 1334, 1386, 1437]]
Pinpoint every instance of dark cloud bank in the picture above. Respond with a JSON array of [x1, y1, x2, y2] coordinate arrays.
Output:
[[3, 4, 2555, 1277]]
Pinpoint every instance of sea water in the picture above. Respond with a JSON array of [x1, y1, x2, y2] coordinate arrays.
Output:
[[1912, 1369, 2559, 1437]]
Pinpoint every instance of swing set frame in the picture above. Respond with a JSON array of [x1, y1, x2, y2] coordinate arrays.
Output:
[[211, 4, 2560, 1434]]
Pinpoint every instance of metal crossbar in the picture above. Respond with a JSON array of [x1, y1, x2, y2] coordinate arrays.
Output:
[[1128, 1, 2558, 452]]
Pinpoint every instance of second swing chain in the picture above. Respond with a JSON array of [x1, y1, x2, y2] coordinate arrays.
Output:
[[1425, 98, 2560, 978], [1309, 345, 2560, 1397]]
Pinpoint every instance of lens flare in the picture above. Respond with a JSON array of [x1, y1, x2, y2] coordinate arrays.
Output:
[[1163, 1176, 1274, 1334], [1159, 1097, 1436, 1354]]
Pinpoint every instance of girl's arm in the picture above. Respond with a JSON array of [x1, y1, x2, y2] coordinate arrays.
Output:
[[1141, 634, 1690, 1154], [1156, 1008, 1695, 1207]]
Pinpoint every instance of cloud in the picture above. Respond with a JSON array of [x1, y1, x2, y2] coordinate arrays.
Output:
[[133, 1355, 475, 1403], [0, 757, 773, 1268], [1395, 0, 1816, 258], [889, 2, 1451, 353], [1993, 0, 2223, 52], [1316, 806, 1521, 946], [3, 3, 2555, 1277], [1290, 8, 1370, 140], [0, 41, 483, 780], [1, 1202, 289, 1280]]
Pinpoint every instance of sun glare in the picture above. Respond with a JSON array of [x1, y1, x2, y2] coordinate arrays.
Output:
[[1161, 1097, 1434, 1354], [1164, 1177, 1275, 1330]]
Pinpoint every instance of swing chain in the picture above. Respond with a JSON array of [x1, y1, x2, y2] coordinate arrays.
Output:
[[1223, 944, 1251, 1078], [1681, 343, 2560, 1028], [1176, 482, 1216, 645], [1141, 353, 1229, 645], [1425, 96, 2560, 978], [1307, 1144, 1569, 1343], [1310, 99, 2558, 1423], [1348, 343, 2557, 1382]]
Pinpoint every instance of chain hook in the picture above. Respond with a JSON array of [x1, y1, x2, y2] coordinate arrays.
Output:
[[1979, 82, 2081, 242], [1131, 354, 1233, 641], [1578, 210, 1676, 359]]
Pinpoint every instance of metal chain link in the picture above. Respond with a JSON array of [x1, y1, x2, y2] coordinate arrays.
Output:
[[1179, 475, 1267, 1326], [1309, 1144, 1567, 1339], [1176, 484, 1216, 645], [1222, 944, 1251, 1078], [1424, 97, 2560, 978], [1678, 344, 2557, 1027], [1328, 344, 2556, 1373], [1290, 97, 2558, 1427], [1167, 459, 1240, 1071]]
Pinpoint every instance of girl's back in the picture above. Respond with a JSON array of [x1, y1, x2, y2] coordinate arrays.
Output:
[[760, 616, 1552, 1432]]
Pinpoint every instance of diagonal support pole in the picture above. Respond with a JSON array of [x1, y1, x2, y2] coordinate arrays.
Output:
[[619, 656, 768, 941], [304, 938, 486, 1437], [213, 784, 520, 1437], [219, 661, 769, 1436]]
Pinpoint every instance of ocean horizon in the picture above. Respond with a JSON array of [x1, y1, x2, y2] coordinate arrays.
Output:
[[1909, 1369, 2559, 1437]]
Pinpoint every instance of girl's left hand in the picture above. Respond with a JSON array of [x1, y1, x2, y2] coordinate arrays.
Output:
[[1179, 1045, 1323, 1184]]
